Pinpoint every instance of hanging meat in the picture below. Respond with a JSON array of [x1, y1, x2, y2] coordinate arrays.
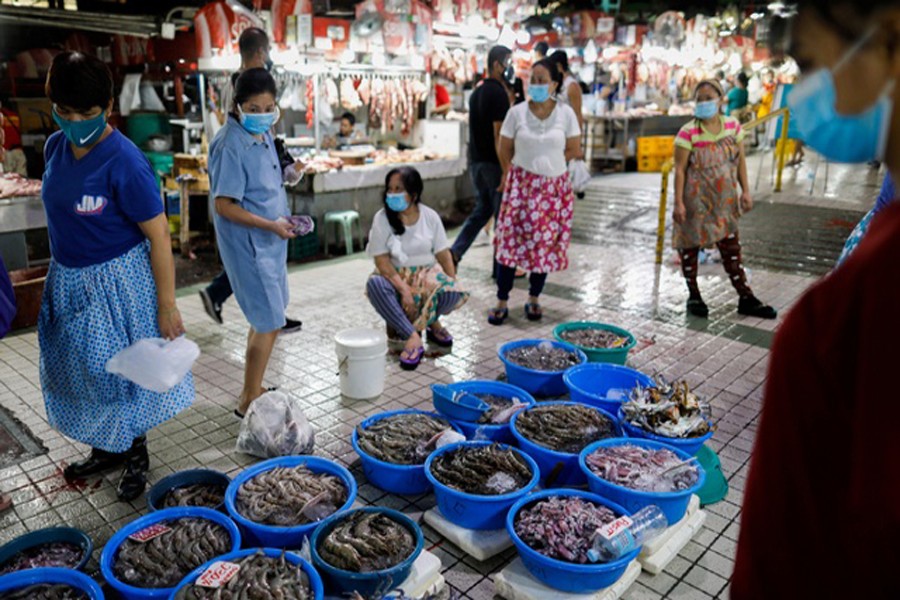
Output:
[[340, 77, 362, 110], [305, 79, 315, 130], [358, 78, 371, 105]]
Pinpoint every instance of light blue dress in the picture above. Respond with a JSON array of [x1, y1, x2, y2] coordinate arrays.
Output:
[[209, 117, 289, 333]]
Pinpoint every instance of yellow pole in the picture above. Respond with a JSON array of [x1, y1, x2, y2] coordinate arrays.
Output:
[[656, 160, 672, 265], [776, 110, 790, 193]]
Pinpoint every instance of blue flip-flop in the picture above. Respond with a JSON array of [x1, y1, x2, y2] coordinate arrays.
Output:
[[427, 326, 454, 347], [399, 346, 425, 371]]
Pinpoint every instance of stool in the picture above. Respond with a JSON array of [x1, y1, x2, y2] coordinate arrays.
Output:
[[324, 210, 363, 256]]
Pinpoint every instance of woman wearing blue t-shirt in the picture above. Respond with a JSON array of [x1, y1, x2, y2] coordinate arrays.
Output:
[[209, 68, 296, 417], [39, 52, 193, 501]]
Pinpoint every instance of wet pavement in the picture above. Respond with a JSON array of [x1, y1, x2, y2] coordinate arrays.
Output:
[[0, 160, 878, 599]]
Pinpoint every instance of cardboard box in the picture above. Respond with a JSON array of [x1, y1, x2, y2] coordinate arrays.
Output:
[[12, 98, 54, 134]]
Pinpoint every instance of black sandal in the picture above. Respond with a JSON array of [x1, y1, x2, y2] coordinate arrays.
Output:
[[687, 297, 709, 318], [738, 296, 777, 319], [488, 307, 509, 326], [524, 303, 543, 321]]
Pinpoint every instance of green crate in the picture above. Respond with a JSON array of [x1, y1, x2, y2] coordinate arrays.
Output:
[[288, 216, 319, 261]]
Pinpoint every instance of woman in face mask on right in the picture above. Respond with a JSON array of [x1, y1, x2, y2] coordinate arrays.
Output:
[[672, 80, 776, 319]]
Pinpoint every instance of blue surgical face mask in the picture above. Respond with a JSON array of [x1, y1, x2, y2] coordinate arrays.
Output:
[[530, 84, 550, 103], [694, 100, 719, 120], [238, 105, 279, 135], [386, 192, 409, 212], [52, 107, 107, 148], [789, 27, 895, 163]]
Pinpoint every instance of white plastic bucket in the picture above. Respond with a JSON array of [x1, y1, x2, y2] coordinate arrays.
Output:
[[335, 327, 388, 399]]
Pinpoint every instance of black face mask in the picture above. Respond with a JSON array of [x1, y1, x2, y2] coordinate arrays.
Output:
[[264, 58, 274, 72]]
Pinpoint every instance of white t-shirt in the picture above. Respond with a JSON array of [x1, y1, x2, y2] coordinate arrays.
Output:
[[500, 101, 581, 178], [557, 75, 579, 106], [366, 204, 450, 268]]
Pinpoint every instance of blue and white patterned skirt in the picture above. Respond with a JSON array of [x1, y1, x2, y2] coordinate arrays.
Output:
[[38, 241, 194, 453]]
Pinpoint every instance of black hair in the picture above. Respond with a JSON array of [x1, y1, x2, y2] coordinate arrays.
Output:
[[239, 27, 269, 63], [534, 41, 549, 57], [736, 72, 750, 88], [383, 166, 423, 236], [550, 50, 569, 74], [532, 58, 563, 93], [233, 68, 277, 111], [45, 51, 113, 113], [341, 112, 356, 126], [487, 45, 512, 75], [797, 0, 899, 40]]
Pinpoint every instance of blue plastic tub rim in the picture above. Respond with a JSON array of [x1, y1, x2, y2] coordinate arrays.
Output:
[[0, 567, 104, 599], [170, 547, 325, 600], [351, 409, 463, 470], [563, 363, 656, 397], [225, 456, 358, 536], [309, 507, 424, 584], [505, 488, 640, 573], [435, 381, 536, 428], [510, 401, 622, 460], [100, 506, 241, 597], [0, 526, 93, 573], [578, 437, 707, 498], [423, 440, 541, 501], [146, 468, 231, 512], [497, 339, 588, 375], [616, 407, 715, 447]]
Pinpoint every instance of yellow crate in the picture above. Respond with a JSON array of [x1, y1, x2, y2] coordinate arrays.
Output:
[[637, 155, 668, 173], [637, 136, 675, 156]]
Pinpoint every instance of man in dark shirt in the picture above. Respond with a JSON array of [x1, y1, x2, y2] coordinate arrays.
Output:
[[451, 45, 513, 267]]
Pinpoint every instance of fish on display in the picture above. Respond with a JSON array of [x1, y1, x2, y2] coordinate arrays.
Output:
[[236, 465, 348, 526], [174, 549, 312, 600], [559, 328, 628, 349], [430, 443, 532, 495], [585, 444, 699, 492], [620, 376, 712, 439], [506, 342, 580, 372], [113, 518, 232, 588], [514, 496, 617, 563], [516, 404, 616, 453], [356, 413, 452, 465], [0, 585, 88, 600], [319, 511, 416, 572], [0, 542, 84, 575], [161, 483, 226, 509]]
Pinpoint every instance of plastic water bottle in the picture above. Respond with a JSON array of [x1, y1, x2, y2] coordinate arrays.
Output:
[[587, 505, 668, 562]]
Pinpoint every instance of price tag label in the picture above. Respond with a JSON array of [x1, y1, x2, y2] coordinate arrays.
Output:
[[128, 523, 171, 543], [196, 561, 241, 588], [597, 515, 633, 540]]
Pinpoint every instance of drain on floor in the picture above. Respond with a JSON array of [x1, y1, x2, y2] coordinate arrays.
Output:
[[0, 404, 46, 468]]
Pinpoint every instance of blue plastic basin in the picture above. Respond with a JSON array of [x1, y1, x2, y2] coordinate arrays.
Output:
[[171, 547, 324, 600], [510, 401, 621, 487], [225, 456, 357, 548], [579, 438, 707, 524], [563, 363, 655, 414], [506, 489, 640, 593], [310, 507, 423, 597], [0, 527, 92, 574], [617, 408, 715, 457], [432, 381, 535, 444], [0, 567, 103, 599], [497, 340, 587, 397], [352, 409, 462, 495], [424, 441, 539, 530], [100, 507, 241, 600], [146, 469, 231, 512]]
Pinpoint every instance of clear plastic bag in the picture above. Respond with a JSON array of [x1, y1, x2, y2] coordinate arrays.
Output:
[[105, 337, 199, 393], [235, 391, 316, 458], [568, 159, 592, 193]]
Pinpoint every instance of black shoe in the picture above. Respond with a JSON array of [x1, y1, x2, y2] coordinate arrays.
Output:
[[281, 318, 303, 334], [116, 437, 149, 502], [687, 296, 709, 318], [576, 192, 586, 200], [63, 448, 126, 481], [738, 296, 777, 319], [199, 289, 223, 325], [487, 307, 509, 326]]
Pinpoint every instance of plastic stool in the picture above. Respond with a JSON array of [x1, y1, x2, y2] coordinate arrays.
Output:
[[324, 210, 362, 255]]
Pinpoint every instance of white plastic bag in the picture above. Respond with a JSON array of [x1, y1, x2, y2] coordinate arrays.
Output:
[[568, 159, 591, 193], [105, 337, 199, 393], [236, 391, 316, 458]]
